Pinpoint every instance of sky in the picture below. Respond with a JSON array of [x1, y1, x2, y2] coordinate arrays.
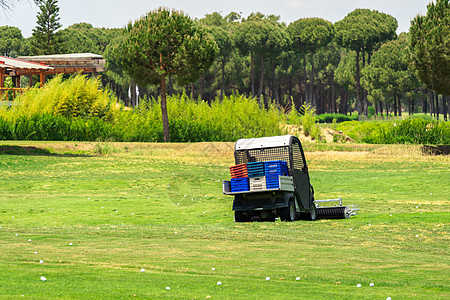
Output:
[[0, 0, 432, 38]]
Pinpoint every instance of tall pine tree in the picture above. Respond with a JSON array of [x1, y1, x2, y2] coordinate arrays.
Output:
[[31, 0, 62, 55]]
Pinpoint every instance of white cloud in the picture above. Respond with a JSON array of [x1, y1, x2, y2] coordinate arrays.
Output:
[[284, 0, 306, 8]]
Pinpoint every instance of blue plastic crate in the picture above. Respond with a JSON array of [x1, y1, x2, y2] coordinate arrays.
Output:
[[264, 160, 288, 171], [264, 160, 288, 176], [266, 175, 280, 189], [247, 162, 265, 178], [231, 177, 249, 192]]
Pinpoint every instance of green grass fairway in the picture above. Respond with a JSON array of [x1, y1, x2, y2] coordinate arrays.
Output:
[[0, 141, 449, 299]]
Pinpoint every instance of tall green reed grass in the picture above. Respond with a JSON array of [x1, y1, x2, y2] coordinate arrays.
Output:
[[337, 118, 450, 144]]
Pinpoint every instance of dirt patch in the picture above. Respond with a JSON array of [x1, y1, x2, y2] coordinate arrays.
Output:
[[282, 124, 352, 143], [0, 145, 51, 155], [422, 145, 450, 156]]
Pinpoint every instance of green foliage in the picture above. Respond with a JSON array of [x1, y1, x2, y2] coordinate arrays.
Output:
[[0, 26, 28, 57], [287, 100, 302, 126], [1, 74, 119, 122], [115, 94, 282, 142], [317, 113, 358, 123], [335, 9, 397, 52], [287, 17, 334, 53], [410, 0, 450, 95], [337, 119, 450, 144], [59, 23, 122, 55], [0, 114, 115, 141], [121, 8, 218, 87], [30, 0, 63, 55], [301, 104, 317, 136], [367, 106, 375, 117], [362, 33, 421, 107]]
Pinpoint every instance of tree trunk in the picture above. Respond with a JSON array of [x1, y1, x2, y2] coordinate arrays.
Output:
[[428, 90, 434, 118], [362, 50, 368, 116], [398, 94, 402, 117], [423, 96, 427, 114], [221, 58, 226, 101], [297, 75, 303, 108], [271, 59, 279, 104], [408, 98, 412, 116], [310, 55, 315, 108], [160, 74, 170, 142], [331, 78, 336, 113], [200, 72, 205, 102], [379, 101, 383, 117], [393, 94, 398, 116], [130, 79, 137, 107], [168, 76, 173, 96], [303, 55, 308, 104], [435, 93, 439, 120], [160, 54, 170, 142], [251, 51, 255, 97], [443, 95, 448, 122], [355, 49, 362, 117], [258, 50, 265, 108]]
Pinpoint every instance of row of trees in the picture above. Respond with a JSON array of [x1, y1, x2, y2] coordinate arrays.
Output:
[[1, 0, 449, 123]]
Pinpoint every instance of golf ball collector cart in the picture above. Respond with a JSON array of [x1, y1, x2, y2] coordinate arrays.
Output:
[[223, 135, 357, 222]]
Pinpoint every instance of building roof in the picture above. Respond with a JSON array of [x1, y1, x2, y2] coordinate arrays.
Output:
[[18, 53, 104, 61], [0, 56, 53, 71], [18, 53, 105, 74]]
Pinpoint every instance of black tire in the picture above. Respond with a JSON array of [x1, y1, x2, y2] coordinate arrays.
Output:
[[309, 204, 317, 221], [280, 199, 296, 222], [234, 210, 247, 222]]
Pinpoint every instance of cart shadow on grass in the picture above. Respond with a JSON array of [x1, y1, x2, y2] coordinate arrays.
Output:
[[0, 145, 92, 157]]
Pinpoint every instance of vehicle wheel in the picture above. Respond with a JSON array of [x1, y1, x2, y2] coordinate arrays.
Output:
[[280, 199, 296, 222], [234, 210, 247, 222], [309, 204, 317, 221]]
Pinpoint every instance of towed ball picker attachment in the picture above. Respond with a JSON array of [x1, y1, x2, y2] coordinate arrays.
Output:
[[222, 135, 359, 222]]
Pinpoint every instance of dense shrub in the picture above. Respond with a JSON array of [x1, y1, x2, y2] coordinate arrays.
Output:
[[113, 94, 282, 142], [317, 113, 358, 123], [337, 119, 450, 145], [1, 74, 119, 122]]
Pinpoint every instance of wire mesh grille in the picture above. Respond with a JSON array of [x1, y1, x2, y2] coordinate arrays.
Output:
[[292, 142, 305, 170], [235, 146, 292, 175]]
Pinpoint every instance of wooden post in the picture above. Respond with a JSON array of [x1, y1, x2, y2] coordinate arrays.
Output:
[[29, 71, 33, 88], [0, 68, 4, 99], [40, 71, 45, 87], [0, 68, 4, 88]]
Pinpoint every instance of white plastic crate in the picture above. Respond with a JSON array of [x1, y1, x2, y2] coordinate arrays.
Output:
[[250, 176, 266, 191]]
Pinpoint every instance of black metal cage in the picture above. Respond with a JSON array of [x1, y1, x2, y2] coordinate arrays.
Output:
[[235, 146, 293, 176]]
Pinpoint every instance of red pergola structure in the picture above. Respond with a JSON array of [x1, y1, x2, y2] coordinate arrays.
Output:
[[0, 56, 53, 94], [1, 53, 105, 100]]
